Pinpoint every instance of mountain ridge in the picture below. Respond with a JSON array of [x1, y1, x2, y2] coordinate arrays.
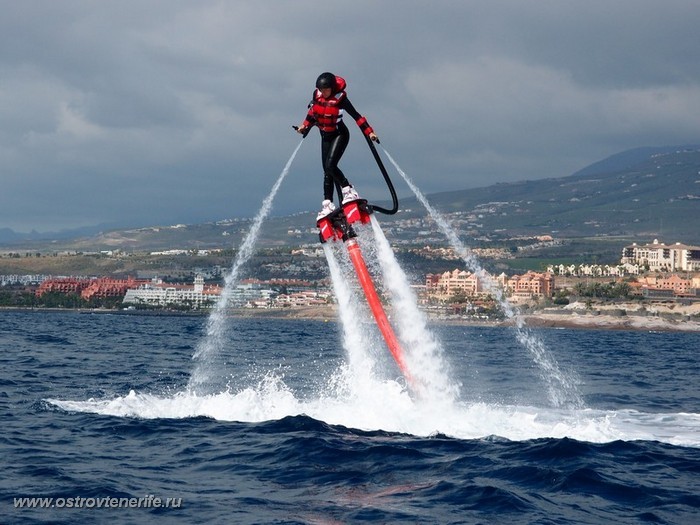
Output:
[[2, 145, 699, 250], [569, 144, 700, 178]]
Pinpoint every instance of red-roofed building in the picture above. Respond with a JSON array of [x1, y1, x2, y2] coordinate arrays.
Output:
[[35, 278, 90, 297], [81, 277, 148, 300]]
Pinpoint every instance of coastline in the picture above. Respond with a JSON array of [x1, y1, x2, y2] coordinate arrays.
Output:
[[3, 305, 699, 332], [514, 312, 700, 332], [196, 305, 700, 332], [519, 301, 700, 332], [225, 303, 700, 332]]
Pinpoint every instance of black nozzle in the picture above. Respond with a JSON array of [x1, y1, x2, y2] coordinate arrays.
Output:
[[292, 125, 310, 138]]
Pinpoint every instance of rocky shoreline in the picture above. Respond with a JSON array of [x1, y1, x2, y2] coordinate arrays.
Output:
[[515, 312, 700, 332], [224, 303, 700, 332], [519, 301, 700, 332]]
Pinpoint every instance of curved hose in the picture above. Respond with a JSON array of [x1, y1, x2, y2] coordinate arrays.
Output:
[[294, 125, 399, 214], [364, 134, 399, 215]]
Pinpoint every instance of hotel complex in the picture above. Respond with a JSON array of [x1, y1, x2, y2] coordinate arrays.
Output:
[[621, 239, 700, 272], [425, 269, 554, 302], [122, 275, 221, 308]]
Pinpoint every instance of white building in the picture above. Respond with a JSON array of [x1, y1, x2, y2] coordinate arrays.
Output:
[[123, 275, 221, 309], [621, 239, 700, 272], [273, 290, 332, 308], [228, 281, 277, 307]]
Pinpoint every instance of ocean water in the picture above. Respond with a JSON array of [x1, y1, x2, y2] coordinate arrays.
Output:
[[2, 310, 699, 524]]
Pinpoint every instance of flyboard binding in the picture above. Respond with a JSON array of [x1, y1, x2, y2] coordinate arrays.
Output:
[[316, 198, 370, 243]]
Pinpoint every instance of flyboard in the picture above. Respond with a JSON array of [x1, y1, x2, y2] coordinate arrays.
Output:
[[295, 126, 412, 385]]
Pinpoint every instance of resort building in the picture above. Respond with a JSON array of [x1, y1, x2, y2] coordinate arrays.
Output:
[[506, 271, 554, 299], [81, 277, 147, 300], [621, 239, 700, 272], [633, 274, 698, 298], [425, 268, 553, 302], [425, 269, 485, 298], [272, 290, 332, 308], [36, 277, 147, 299], [122, 275, 221, 309], [36, 278, 89, 296]]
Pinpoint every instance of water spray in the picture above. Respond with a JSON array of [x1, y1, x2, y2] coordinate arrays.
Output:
[[188, 140, 304, 394], [378, 145, 583, 409]]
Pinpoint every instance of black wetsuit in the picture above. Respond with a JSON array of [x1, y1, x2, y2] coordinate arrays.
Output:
[[320, 120, 351, 202], [303, 92, 373, 203]]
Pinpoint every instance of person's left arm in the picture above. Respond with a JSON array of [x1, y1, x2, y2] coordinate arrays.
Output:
[[341, 98, 378, 141]]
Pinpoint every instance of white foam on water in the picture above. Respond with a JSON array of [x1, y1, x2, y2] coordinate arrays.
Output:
[[46, 389, 700, 447], [364, 217, 459, 404]]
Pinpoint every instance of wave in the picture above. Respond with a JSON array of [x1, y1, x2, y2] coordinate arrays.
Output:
[[45, 379, 700, 448]]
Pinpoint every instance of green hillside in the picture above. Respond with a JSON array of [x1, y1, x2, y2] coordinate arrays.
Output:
[[408, 147, 700, 243], [4, 146, 699, 253]]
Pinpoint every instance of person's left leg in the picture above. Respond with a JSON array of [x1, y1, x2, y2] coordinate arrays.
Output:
[[322, 126, 351, 203]]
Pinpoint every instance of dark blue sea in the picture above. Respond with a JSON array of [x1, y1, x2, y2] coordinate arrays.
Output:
[[2, 310, 699, 524]]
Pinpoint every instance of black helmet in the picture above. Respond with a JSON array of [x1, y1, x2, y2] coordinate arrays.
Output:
[[316, 72, 336, 90]]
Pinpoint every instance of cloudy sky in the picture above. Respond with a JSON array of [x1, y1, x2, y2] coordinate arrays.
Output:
[[2, 1, 699, 233]]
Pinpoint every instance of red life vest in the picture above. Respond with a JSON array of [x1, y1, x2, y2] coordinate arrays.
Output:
[[309, 76, 348, 133]]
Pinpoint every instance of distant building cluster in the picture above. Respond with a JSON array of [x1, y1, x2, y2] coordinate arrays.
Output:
[[6, 237, 699, 311], [122, 276, 331, 309], [25, 273, 333, 310], [547, 263, 642, 277], [1, 274, 47, 286], [425, 269, 553, 302], [123, 275, 221, 308], [632, 274, 700, 299], [36, 276, 147, 300], [546, 239, 700, 277]]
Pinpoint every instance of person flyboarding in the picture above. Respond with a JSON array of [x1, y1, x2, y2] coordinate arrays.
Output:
[[293, 73, 413, 389], [295, 72, 379, 220]]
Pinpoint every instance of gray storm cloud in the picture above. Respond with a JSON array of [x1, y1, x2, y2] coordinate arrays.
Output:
[[1, 0, 699, 232]]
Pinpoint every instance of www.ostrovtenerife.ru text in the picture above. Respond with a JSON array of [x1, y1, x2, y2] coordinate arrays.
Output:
[[14, 494, 182, 509]]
